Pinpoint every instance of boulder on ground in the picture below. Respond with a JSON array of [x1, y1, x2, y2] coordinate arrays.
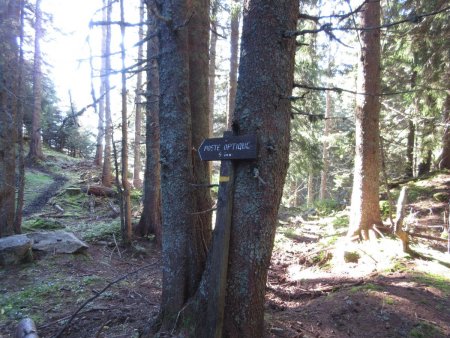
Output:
[[27, 231, 88, 254], [0, 235, 33, 266]]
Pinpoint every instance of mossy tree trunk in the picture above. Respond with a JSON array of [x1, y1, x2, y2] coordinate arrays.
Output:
[[348, 0, 383, 239]]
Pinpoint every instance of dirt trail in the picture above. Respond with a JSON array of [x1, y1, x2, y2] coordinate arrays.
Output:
[[22, 164, 68, 216]]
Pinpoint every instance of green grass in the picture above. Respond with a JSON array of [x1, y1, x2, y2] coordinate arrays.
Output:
[[412, 273, 450, 296], [24, 171, 53, 205], [22, 218, 65, 232], [81, 220, 121, 241], [0, 282, 64, 322], [350, 283, 383, 293], [409, 322, 443, 338]]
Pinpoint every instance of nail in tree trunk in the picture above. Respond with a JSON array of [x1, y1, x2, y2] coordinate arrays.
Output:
[[133, 0, 145, 189], [348, 0, 383, 240], [28, 0, 44, 161], [136, 0, 161, 244], [119, 0, 132, 245], [227, 0, 241, 128], [102, 0, 113, 187]]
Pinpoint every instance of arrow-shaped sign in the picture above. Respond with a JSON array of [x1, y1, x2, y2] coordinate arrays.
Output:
[[198, 134, 257, 161]]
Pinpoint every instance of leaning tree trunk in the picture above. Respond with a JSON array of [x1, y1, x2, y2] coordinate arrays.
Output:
[[0, 0, 20, 237], [136, 0, 161, 244], [102, 0, 113, 187], [226, 0, 241, 129], [28, 0, 43, 161], [348, 0, 383, 240], [222, 1, 298, 336]]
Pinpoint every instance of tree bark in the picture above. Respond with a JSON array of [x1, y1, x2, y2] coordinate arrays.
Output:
[[157, 0, 203, 327], [348, 0, 383, 239], [307, 172, 315, 207], [189, 0, 213, 249], [223, 1, 298, 336], [319, 88, 332, 200], [133, 0, 145, 189], [405, 119, 415, 177], [208, 0, 219, 137], [0, 0, 20, 237], [28, 0, 44, 161], [226, 0, 240, 129], [102, 0, 113, 187], [136, 0, 161, 244], [439, 75, 450, 169], [94, 0, 107, 167], [119, 0, 132, 245], [14, 0, 26, 234]]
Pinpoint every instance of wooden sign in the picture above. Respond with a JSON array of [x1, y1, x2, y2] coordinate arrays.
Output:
[[198, 134, 257, 161]]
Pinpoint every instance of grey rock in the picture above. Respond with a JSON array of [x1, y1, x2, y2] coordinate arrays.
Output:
[[27, 231, 88, 254], [0, 235, 33, 266]]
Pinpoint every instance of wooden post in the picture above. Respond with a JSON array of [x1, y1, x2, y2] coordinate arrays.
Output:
[[206, 131, 235, 338]]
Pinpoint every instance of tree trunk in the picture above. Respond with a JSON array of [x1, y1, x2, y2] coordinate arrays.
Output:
[[0, 0, 20, 237], [439, 77, 450, 169], [222, 1, 297, 336], [14, 0, 26, 234], [157, 0, 203, 327], [348, 0, 383, 240], [28, 0, 44, 161], [102, 0, 113, 187], [319, 88, 332, 200], [136, 0, 161, 244], [119, 0, 132, 245], [405, 119, 415, 177], [189, 0, 213, 249], [133, 0, 145, 189], [226, 0, 241, 129], [307, 172, 315, 207], [208, 1, 219, 137], [94, 0, 107, 167]]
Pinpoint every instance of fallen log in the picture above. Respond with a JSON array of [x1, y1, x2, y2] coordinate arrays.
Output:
[[81, 185, 117, 197]]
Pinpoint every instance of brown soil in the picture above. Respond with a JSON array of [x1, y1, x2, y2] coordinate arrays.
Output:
[[1, 163, 450, 338]]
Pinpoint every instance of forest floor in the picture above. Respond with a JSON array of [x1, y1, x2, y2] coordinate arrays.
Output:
[[1, 149, 450, 338]]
